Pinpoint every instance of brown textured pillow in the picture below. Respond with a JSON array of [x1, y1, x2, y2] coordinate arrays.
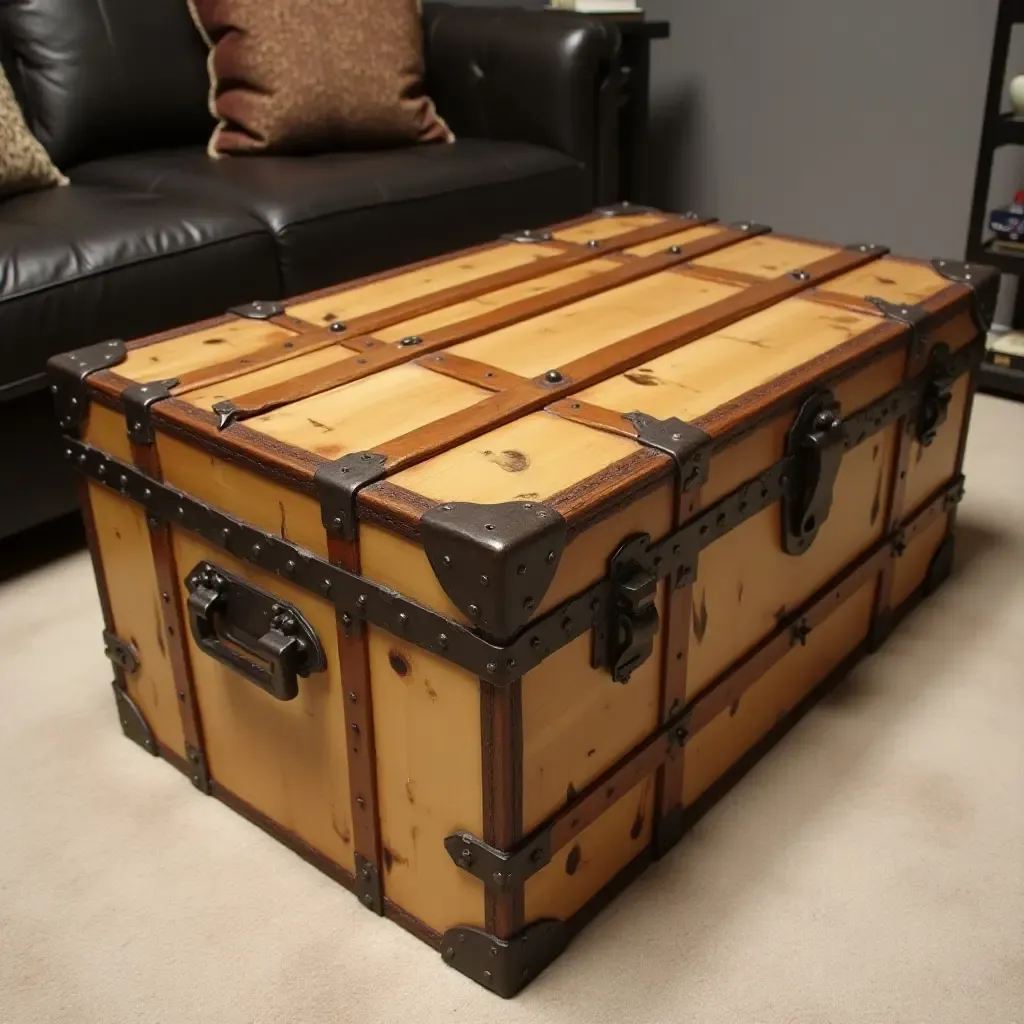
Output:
[[0, 65, 67, 199], [187, 0, 451, 156]]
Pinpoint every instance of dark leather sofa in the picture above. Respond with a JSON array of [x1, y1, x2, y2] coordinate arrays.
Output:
[[0, 0, 618, 541]]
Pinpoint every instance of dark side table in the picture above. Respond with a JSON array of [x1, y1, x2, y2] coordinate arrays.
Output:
[[595, 15, 670, 205]]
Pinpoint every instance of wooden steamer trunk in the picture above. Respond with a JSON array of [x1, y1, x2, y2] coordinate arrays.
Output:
[[49, 206, 997, 996]]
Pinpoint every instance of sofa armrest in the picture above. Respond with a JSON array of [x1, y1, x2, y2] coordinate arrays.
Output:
[[422, 3, 618, 171]]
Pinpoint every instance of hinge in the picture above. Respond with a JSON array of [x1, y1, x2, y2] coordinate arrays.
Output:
[[845, 242, 891, 256], [185, 742, 211, 793], [421, 500, 567, 643], [47, 339, 127, 432], [440, 920, 569, 998], [111, 682, 157, 755], [314, 452, 388, 542], [592, 534, 660, 683], [103, 630, 140, 674], [727, 220, 772, 235], [228, 300, 284, 320], [781, 391, 845, 555], [353, 853, 384, 915], [123, 378, 179, 444], [623, 412, 710, 492]]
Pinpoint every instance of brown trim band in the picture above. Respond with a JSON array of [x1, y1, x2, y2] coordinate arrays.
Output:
[[418, 353, 527, 392], [130, 439, 209, 790], [182, 224, 748, 423]]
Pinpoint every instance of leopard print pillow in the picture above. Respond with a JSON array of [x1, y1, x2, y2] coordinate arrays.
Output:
[[0, 63, 67, 199]]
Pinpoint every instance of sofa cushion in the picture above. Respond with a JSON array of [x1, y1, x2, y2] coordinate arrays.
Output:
[[188, 0, 450, 156], [0, 63, 66, 200], [0, 185, 279, 397], [74, 139, 589, 295], [0, 0, 212, 169]]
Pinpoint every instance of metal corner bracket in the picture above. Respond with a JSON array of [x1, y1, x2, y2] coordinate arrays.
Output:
[[931, 258, 999, 332], [47, 339, 127, 432], [420, 500, 568, 643], [228, 300, 284, 320], [500, 229, 554, 243], [440, 920, 569, 998], [111, 682, 158, 756], [353, 853, 384, 915], [123, 378, 179, 444]]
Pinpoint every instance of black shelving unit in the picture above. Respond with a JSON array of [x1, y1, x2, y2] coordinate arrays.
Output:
[[966, 0, 1024, 399]]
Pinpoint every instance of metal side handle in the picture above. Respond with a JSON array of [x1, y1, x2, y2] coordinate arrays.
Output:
[[185, 563, 326, 701]]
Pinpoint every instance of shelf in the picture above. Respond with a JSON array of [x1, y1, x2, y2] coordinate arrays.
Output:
[[965, 239, 1024, 274], [992, 113, 1024, 146], [979, 358, 1024, 400]]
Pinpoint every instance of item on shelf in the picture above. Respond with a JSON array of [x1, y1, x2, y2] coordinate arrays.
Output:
[[1010, 74, 1024, 115], [988, 189, 1024, 248], [47, 205, 997, 998], [987, 326, 1024, 371], [547, 0, 640, 12]]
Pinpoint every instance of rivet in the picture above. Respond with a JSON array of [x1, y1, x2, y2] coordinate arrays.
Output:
[[516, 564, 527, 575], [442, 555, 452, 567], [143, 488, 152, 501], [362, 893, 373, 906], [483, 971, 493, 984], [342, 613, 352, 627], [438, 633, 448, 649], [480, 575, 489, 586], [77, 453, 87, 465], [669, 245, 682, 255], [399, 335, 423, 347], [468, 604, 479, 617], [443, 948, 455, 962], [329, 321, 346, 333], [397, 612, 408, 629], [492, 871, 505, 886], [221, 527, 231, 542], [546, 551, 556, 564], [587, 239, 602, 248], [486, 661, 497, 674], [285, 559, 296, 574], [523, 597, 534, 610], [356, 796, 365, 808], [321, 579, 332, 594], [119, 474, 129, 489], [252, 543, 262, 558], [351, 722, 360, 735], [544, 369, 564, 384]]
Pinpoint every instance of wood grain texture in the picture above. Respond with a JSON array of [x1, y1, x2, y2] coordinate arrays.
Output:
[[449, 271, 741, 379], [119, 319, 296, 386], [387, 411, 640, 507], [82, 402, 134, 464], [819, 257, 952, 305], [247, 363, 488, 461], [155, 434, 329, 558], [524, 777, 653, 924], [87, 483, 186, 756], [171, 531, 355, 872], [682, 578, 876, 805], [366, 625, 485, 935], [691, 235, 835, 277], [553, 213, 666, 244], [624, 223, 729, 257], [287, 243, 568, 327]]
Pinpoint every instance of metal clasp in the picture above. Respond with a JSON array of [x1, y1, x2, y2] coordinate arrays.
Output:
[[916, 343, 955, 447], [782, 391, 845, 555], [593, 534, 660, 683]]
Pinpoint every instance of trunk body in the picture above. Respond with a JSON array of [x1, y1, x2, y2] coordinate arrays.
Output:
[[49, 207, 996, 996]]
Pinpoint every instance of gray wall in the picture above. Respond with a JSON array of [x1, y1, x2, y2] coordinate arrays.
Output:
[[450, 0, 1020, 317]]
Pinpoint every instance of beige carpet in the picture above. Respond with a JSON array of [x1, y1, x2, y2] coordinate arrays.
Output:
[[2, 394, 1023, 1024]]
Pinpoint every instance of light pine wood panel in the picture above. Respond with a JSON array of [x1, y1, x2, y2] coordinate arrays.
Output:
[[577, 298, 878, 421], [553, 214, 666, 244], [823, 258, 951, 305], [448, 272, 741, 379], [155, 435, 329, 558], [683, 578, 876, 806], [172, 531, 355, 873], [692, 235, 835, 277], [388, 411, 640, 506], [247, 363, 487, 460], [901, 375, 969, 516], [522, 593, 664, 831], [374, 259, 625, 343], [625, 223, 727, 257], [367, 626, 485, 934], [359, 525, 464, 623], [119, 319, 296, 384], [686, 352, 903, 701], [524, 778, 653, 924], [287, 244, 566, 326], [539, 484, 674, 614], [88, 483, 185, 756], [182, 346, 359, 410], [890, 514, 948, 610], [82, 403, 133, 464]]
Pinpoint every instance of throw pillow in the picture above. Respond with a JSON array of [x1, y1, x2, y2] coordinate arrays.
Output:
[[187, 0, 452, 156], [0, 64, 67, 199]]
